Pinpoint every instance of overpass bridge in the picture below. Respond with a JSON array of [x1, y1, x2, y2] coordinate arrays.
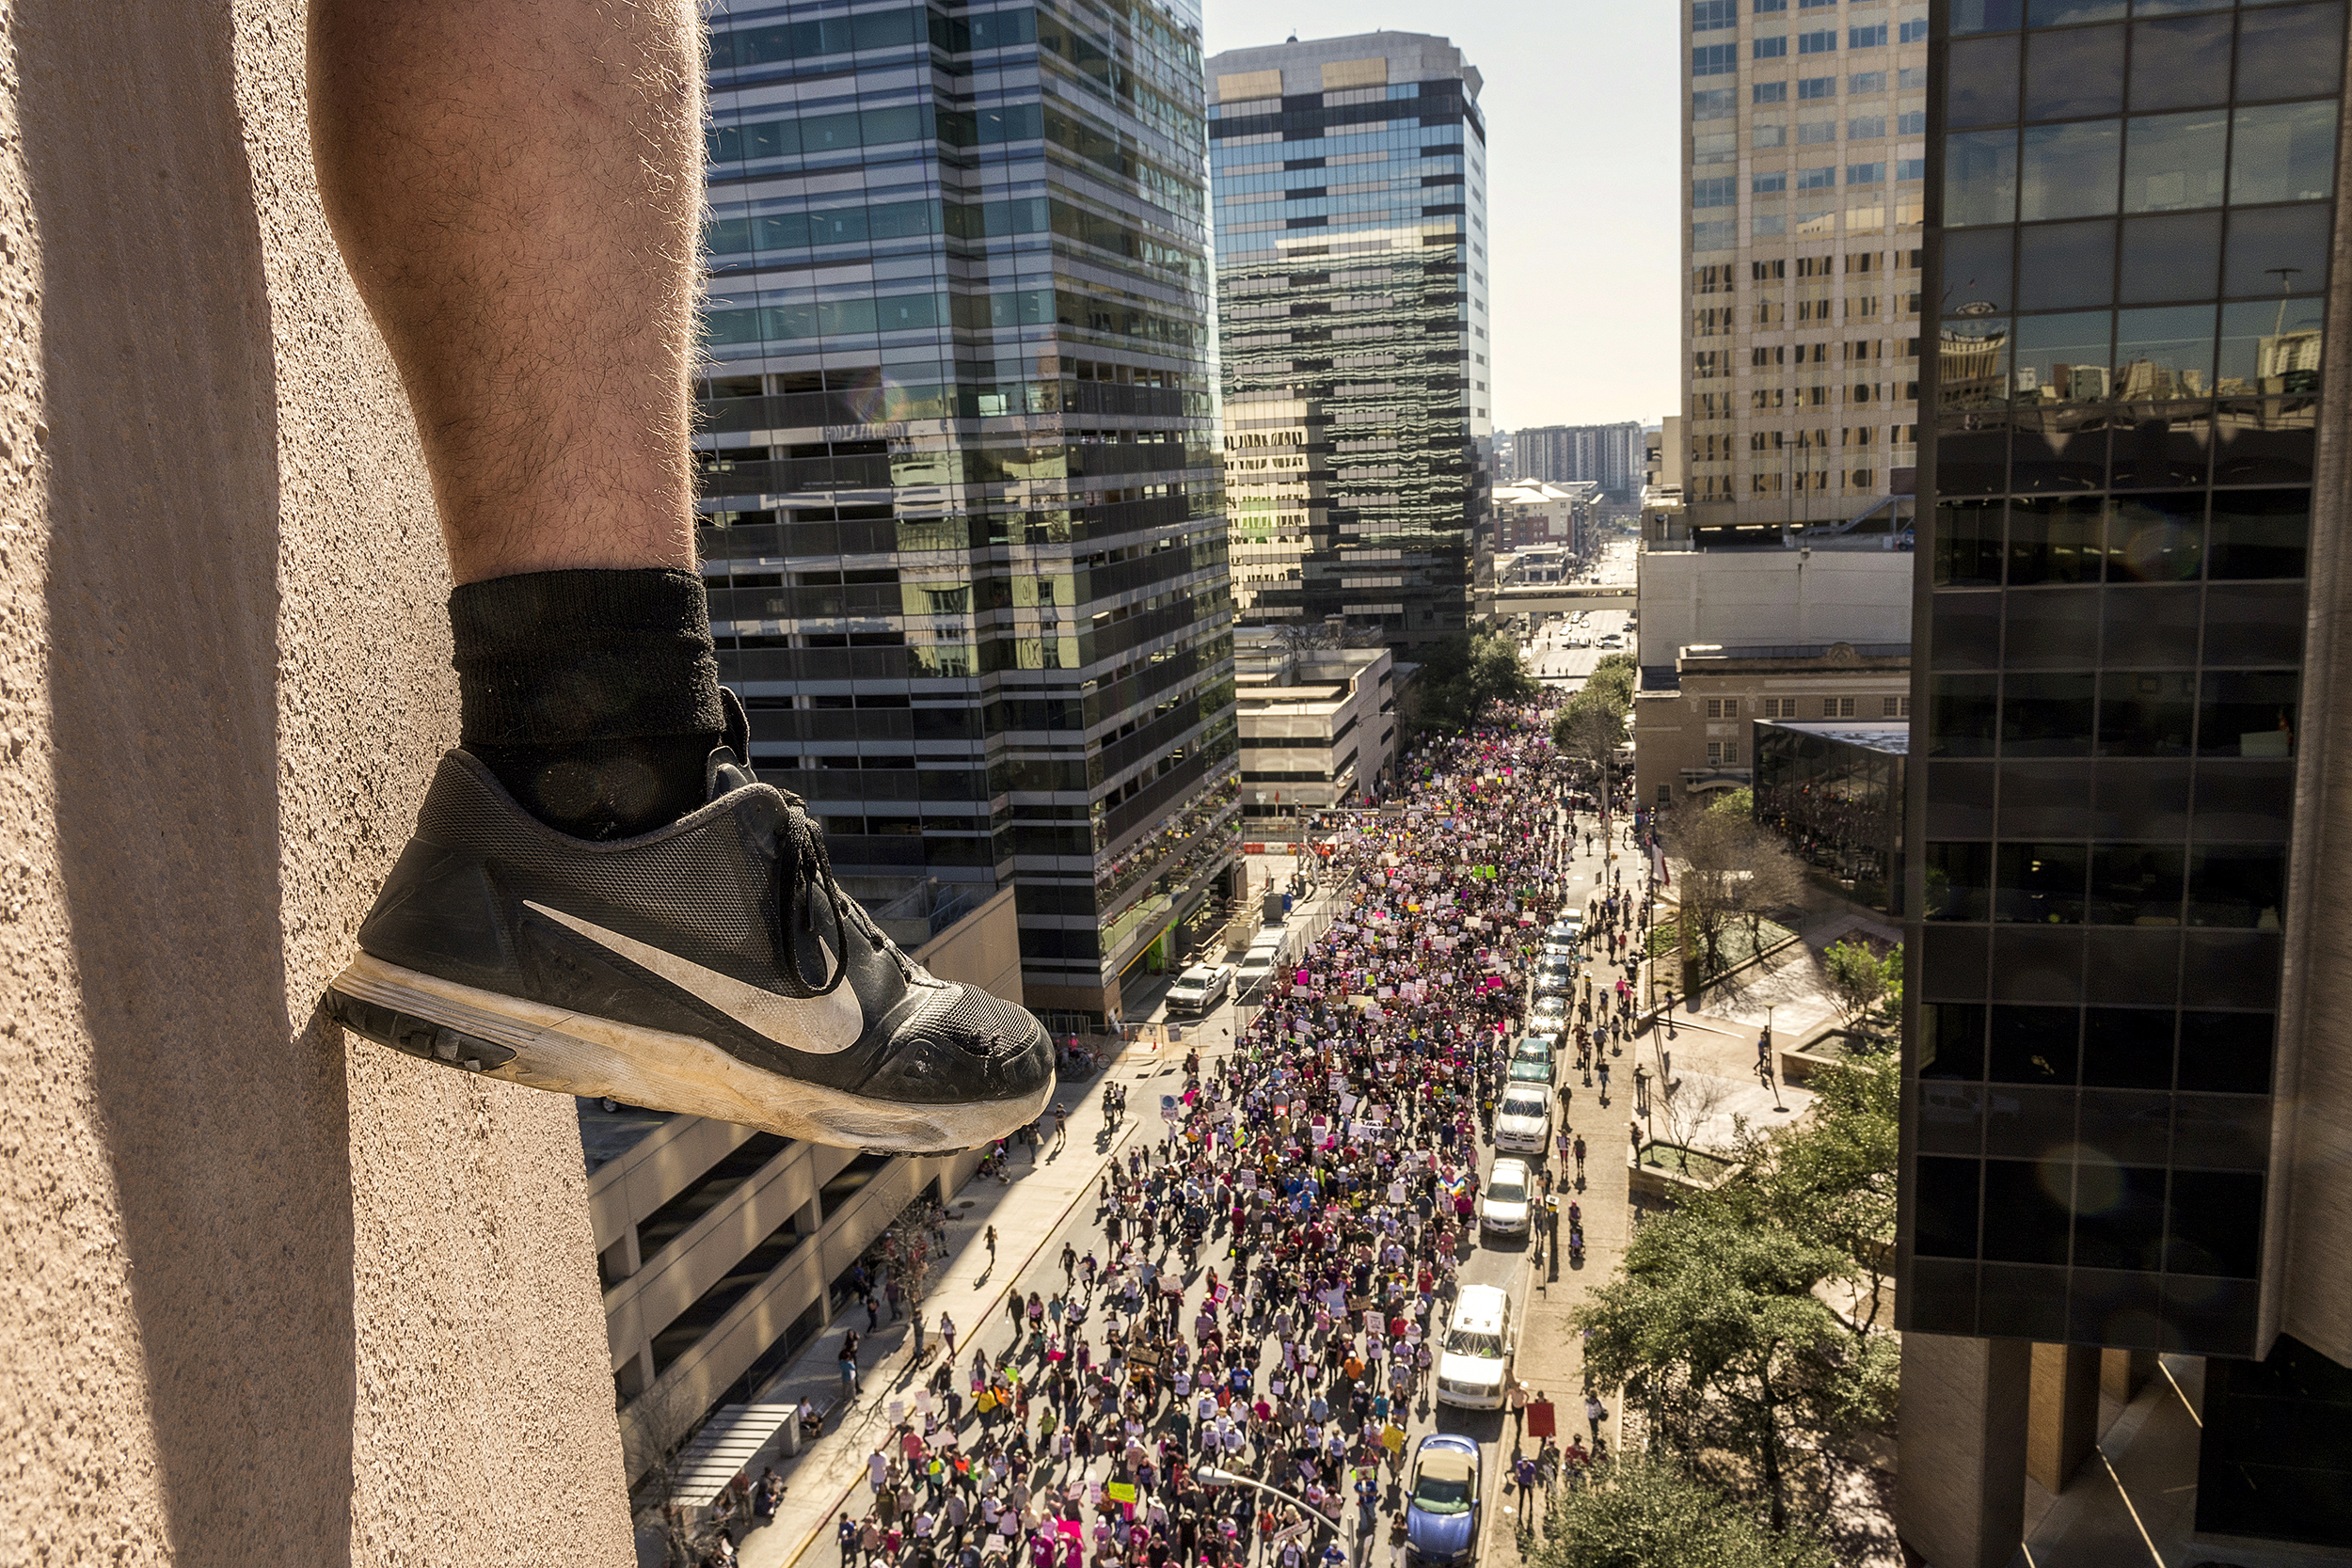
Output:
[[1479, 583, 1638, 617]]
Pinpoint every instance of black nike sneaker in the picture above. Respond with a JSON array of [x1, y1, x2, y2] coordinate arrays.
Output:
[[321, 719, 1054, 1153]]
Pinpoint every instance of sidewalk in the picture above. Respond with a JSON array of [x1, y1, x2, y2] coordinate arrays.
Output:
[[728, 1048, 1165, 1568]]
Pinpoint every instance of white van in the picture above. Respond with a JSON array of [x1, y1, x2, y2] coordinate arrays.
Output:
[[1436, 1284, 1514, 1409]]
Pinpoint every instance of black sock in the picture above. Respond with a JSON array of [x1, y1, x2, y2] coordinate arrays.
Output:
[[449, 567, 726, 840]]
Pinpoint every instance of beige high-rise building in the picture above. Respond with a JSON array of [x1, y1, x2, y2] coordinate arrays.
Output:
[[1679, 0, 1928, 533]]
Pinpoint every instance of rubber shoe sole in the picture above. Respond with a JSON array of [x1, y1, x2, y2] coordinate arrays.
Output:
[[325, 952, 1055, 1153]]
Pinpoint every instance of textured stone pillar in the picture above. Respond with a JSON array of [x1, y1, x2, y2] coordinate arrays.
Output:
[[0, 3, 633, 1562], [2026, 1343, 2102, 1494], [2100, 1346, 2156, 1404], [1897, 1332, 2031, 1568]]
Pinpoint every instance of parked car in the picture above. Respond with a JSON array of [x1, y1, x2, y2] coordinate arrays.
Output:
[[1509, 1036, 1556, 1087], [1529, 993, 1569, 1028], [1435, 1285, 1515, 1409], [1405, 1433, 1483, 1568], [1480, 1157, 1534, 1235], [1493, 1086, 1553, 1156], [1165, 963, 1233, 1016]]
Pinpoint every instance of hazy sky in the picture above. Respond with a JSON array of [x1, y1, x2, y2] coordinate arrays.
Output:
[[1198, 0, 1681, 432]]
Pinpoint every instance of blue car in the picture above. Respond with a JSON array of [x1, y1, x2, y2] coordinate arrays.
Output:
[[1405, 1433, 1482, 1568]]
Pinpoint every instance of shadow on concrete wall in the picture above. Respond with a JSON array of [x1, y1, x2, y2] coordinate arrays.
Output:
[[26, 3, 358, 1560]]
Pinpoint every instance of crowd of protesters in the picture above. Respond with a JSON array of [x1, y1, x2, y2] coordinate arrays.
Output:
[[693, 700, 1658, 1568]]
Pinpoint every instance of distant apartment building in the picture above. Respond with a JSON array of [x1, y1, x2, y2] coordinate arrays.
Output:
[[1680, 0, 1928, 535], [1511, 421, 1647, 497], [692, 0, 1238, 1028], [1491, 480, 1597, 553], [1208, 31, 1491, 648]]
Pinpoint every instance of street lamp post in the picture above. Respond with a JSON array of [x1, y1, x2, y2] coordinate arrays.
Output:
[[1197, 1466, 1359, 1568]]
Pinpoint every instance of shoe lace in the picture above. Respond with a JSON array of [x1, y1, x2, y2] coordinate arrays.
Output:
[[775, 800, 884, 995]]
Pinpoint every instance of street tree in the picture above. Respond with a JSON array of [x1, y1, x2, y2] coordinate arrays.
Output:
[[1820, 938, 1899, 1035], [1724, 1061, 1900, 1334], [1652, 1071, 1731, 1173], [1533, 1458, 1836, 1568], [624, 1376, 723, 1567], [1572, 1194, 1899, 1533], [1662, 797, 1805, 982], [1407, 632, 1537, 741]]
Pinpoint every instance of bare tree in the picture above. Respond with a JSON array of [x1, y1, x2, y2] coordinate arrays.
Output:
[[624, 1376, 721, 1567], [1654, 1072, 1733, 1173], [1664, 802, 1806, 983]]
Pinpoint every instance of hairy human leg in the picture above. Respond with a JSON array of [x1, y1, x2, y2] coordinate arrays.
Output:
[[309, 0, 700, 584]]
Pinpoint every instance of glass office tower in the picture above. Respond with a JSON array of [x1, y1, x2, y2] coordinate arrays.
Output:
[[1204, 33, 1490, 646], [694, 0, 1239, 1025], [1910, 0, 2338, 1362], [1904, 1, 2352, 1552]]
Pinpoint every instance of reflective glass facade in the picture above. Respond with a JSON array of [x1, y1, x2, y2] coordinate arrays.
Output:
[[694, 0, 1239, 1022], [1754, 719, 1909, 911], [1204, 34, 1489, 646], [1906, 0, 2338, 1356]]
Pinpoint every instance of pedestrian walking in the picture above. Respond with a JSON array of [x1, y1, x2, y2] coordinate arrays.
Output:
[[1573, 1133, 1587, 1182], [986, 1225, 998, 1265], [1585, 1393, 1607, 1442], [940, 1311, 957, 1360]]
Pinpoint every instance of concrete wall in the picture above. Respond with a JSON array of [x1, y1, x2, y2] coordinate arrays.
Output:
[[0, 5, 632, 1562], [913, 883, 1024, 1011], [1636, 546, 1914, 664]]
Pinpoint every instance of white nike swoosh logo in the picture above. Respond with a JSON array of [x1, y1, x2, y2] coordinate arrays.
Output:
[[526, 901, 865, 1055]]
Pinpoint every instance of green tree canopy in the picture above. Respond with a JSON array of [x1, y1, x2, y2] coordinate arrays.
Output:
[[1722, 1059, 1900, 1333], [1571, 1191, 1898, 1531], [1408, 632, 1535, 736], [1534, 1459, 1837, 1568]]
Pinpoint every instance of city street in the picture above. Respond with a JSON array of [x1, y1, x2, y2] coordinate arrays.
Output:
[[721, 705, 1657, 1568], [1524, 539, 1639, 685]]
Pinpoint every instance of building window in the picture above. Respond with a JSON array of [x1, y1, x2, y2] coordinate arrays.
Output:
[[1883, 694, 1911, 717], [1798, 165, 1836, 189], [1897, 157, 1925, 181], [1694, 177, 1738, 207], [1849, 114, 1886, 138], [1848, 162, 1884, 184], [1800, 76, 1836, 98], [1754, 172, 1788, 194], [1706, 697, 1740, 718], [1756, 81, 1789, 103], [1849, 71, 1886, 93], [1849, 24, 1887, 47], [1693, 88, 1737, 119], [1825, 695, 1856, 717], [1899, 18, 1928, 41], [1693, 0, 1738, 28], [1756, 34, 1788, 56], [1693, 43, 1738, 75], [1799, 30, 1838, 53], [1708, 740, 1740, 765], [1763, 697, 1794, 718]]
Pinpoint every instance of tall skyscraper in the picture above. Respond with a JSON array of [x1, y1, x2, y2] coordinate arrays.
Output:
[[1678, 0, 1930, 533], [1900, 0, 2352, 1558], [1205, 32, 1491, 646], [691, 0, 1238, 1027], [1511, 421, 1648, 497]]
